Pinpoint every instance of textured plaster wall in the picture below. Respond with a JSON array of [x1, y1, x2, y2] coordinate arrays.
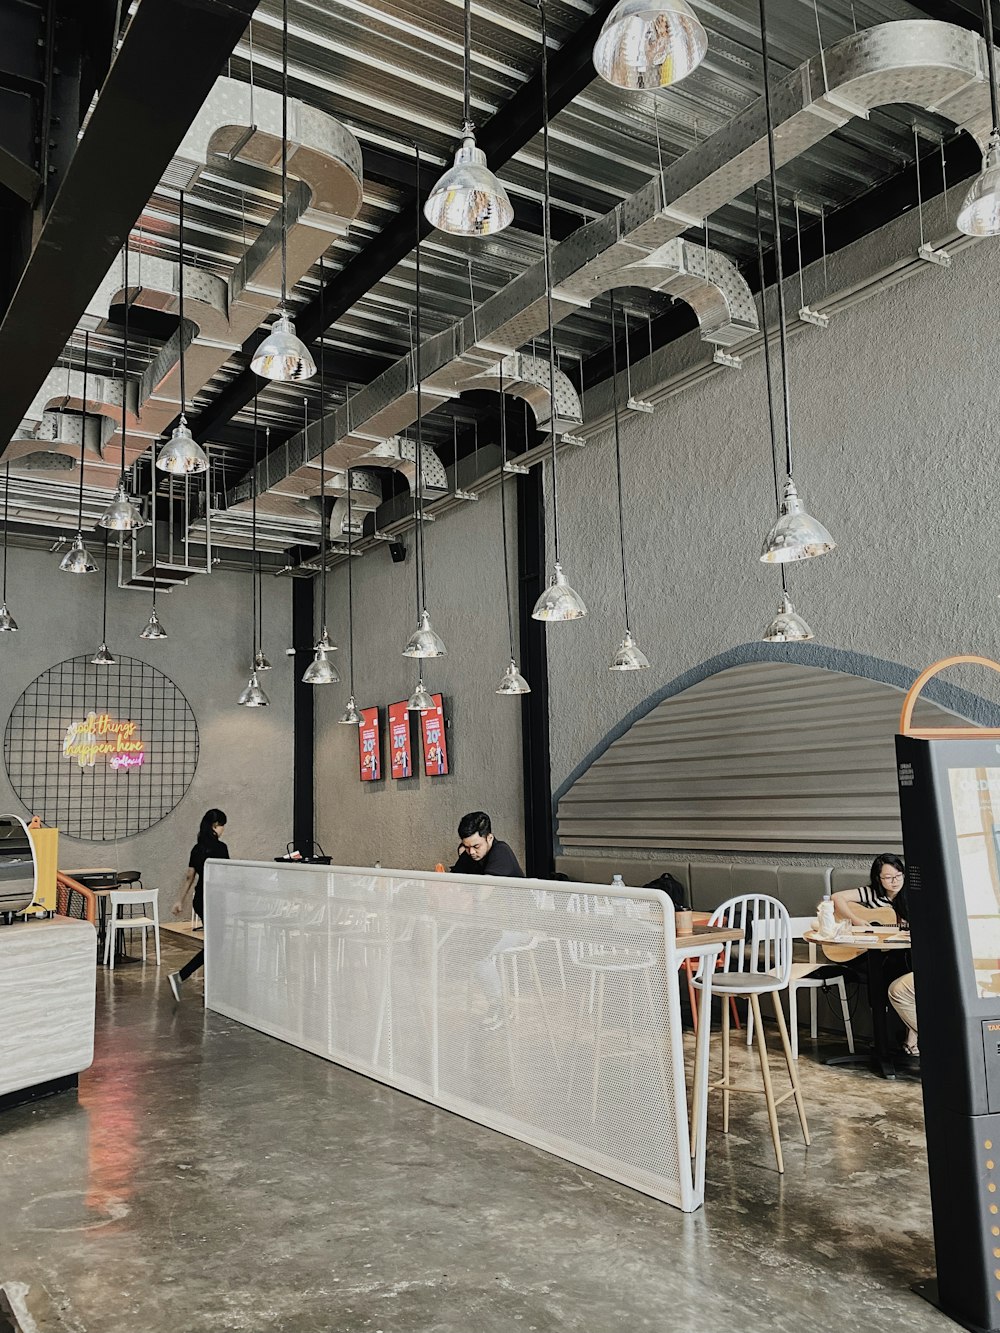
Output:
[[314, 483, 525, 871], [0, 544, 294, 910], [545, 229, 1000, 869]]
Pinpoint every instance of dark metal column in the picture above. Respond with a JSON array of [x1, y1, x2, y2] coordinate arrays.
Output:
[[516, 467, 554, 879], [291, 577, 315, 855]]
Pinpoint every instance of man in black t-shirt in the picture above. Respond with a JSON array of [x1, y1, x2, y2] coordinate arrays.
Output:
[[449, 812, 529, 1030]]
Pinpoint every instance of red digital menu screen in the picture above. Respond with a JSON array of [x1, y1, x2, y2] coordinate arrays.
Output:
[[388, 701, 414, 780], [420, 694, 449, 777], [358, 706, 382, 781]]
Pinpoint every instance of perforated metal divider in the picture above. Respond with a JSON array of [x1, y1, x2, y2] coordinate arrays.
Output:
[[204, 862, 704, 1210]]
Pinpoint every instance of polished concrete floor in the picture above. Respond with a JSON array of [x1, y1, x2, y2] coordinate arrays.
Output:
[[0, 938, 951, 1333]]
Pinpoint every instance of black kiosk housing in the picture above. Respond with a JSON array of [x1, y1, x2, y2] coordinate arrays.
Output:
[[897, 732, 1000, 1332]]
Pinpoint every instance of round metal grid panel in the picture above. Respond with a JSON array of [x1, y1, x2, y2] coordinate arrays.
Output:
[[4, 655, 199, 841]]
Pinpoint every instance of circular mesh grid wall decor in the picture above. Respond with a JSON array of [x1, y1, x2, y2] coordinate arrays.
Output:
[[4, 655, 199, 841]]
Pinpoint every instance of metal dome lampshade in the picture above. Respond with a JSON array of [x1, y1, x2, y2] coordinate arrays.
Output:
[[60, 532, 99, 575], [425, 125, 513, 237], [99, 480, 145, 531], [254, 649, 272, 671], [238, 669, 270, 707], [403, 608, 447, 658], [610, 631, 651, 671], [760, 478, 836, 563], [91, 641, 116, 665], [763, 591, 814, 642], [251, 0, 316, 384], [156, 192, 209, 476], [496, 659, 531, 695], [593, 0, 708, 90], [339, 695, 363, 725], [91, 533, 116, 664], [0, 605, 16, 633], [406, 677, 435, 713], [532, 561, 588, 620], [303, 649, 340, 685], [139, 606, 168, 640]]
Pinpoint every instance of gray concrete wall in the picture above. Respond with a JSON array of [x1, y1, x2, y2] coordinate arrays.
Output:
[[0, 543, 294, 910], [544, 220, 1000, 870], [314, 483, 525, 872]]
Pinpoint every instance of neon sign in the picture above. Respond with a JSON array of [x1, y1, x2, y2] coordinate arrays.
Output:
[[63, 712, 145, 770]]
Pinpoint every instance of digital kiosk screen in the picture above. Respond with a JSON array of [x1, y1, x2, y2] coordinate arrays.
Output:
[[947, 765, 1000, 999], [420, 694, 449, 777], [388, 701, 414, 780], [358, 706, 382, 782]]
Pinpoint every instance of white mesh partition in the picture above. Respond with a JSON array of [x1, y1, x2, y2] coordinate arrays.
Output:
[[204, 862, 711, 1210]]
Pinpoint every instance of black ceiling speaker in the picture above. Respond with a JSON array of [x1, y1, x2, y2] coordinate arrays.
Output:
[[389, 541, 407, 563]]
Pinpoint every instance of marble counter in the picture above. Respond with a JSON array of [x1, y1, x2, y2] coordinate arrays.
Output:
[[0, 917, 96, 1100]]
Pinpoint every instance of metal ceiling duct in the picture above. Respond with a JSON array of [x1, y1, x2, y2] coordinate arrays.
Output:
[[3, 77, 363, 489], [231, 18, 995, 513]]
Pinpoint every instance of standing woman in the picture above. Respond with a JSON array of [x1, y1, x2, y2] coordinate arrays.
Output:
[[168, 808, 228, 1001]]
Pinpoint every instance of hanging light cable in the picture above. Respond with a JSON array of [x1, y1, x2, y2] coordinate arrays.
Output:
[[496, 361, 530, 694], [60, 331, 98, 574], [593, 0, 708, 90], [339, 467, 363, 724], [156, 191, 209, 474], [250, 390, 271, 672], [239, 394, 271, 705], [757, 0, 835, 565], [251, 0, 316, 382], [958, 0, 1000, 234], [404, 143, 447, 660], [424, 0, 513, 236], [607, 295, 650, 671], [91, 531, 116, 664], [303, 346, 340, 685], [0, 464, 18, 632], [100, 244, 146, 529], [754, 187, 814, 643], [532, 0, 587, 622]]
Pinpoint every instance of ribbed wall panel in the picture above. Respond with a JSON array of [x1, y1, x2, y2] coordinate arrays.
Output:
[[557, 663, 962, 855]]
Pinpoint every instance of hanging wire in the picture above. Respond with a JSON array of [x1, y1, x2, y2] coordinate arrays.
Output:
[[101, 530, 109, 644], [2, 464, 9, 603], [318, 255, 328, 640], [759, 0, 795, 480], [310, 392, 323, 640], [78, 331, 90, 530], [984, 0, 1000, 138], [608, 296, 633, 635], [754, 186, 788, 597], [121, 245, 130, 480], [463, 0, 472, 127], [414, 141, 427, 615], [498, 363, 517, 662], [178, 191, 186, 418], [280, 0, 290, 308], [539, 0, 563, 563], [251, 393, 259, 662], [346, 460, 356, 697]]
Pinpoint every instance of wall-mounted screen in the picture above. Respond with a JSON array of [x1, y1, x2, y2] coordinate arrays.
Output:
[[420, 695, 449, 777], [947, 765, 1000, 998], [388, 701, 414, 780], [358, 706, 382, 782]]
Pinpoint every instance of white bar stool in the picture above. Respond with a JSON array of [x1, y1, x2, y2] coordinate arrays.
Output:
[[103, 888, 161, 970]]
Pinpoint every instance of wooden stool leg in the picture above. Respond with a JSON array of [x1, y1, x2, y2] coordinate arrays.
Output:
[[750, 993, 784, 1174], [772, 990, 810, 1146], [729, 996, 741, 1031], [684, 959, 698, 1035], [721, 987, 732, 1134]]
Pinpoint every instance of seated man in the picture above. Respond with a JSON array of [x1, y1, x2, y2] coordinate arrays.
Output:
[[450, 811, 531, 1031]]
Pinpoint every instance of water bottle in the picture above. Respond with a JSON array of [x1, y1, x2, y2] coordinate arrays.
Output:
[[817, 892, 836, 939]]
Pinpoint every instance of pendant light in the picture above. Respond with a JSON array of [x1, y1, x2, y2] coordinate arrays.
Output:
[[99, 245, 145, 529], [302, 267, 340, 687], [339, 467, 363, 724], [250, 0, 316, 383], [403, 144, 447, 659], [607, 296, 650, 671], [757, 0, 834, 566], [958, 0, 1000, 235], [239, 395, 272, 706], [60, 331, 99, 574], [156, 191, 209, 475], [406, 677, 435, 713], [532, 1, 587, 622], [91, 531, 116, 664], [424, 0, 513, 237], [495, 362, 530, 695], [139, 553, 167, 640], [0, 465, 17, 632], [251, 404, 271, 672], [593, 0, 708, 91], [753, 186, 814, 644]]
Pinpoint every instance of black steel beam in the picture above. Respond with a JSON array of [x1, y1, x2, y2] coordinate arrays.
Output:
[[517, 465, 554, 878], [0, 142, 39, 204], [187, 0, 620, 447], [291, 577, 315, 855], [0, 0, 256, 449]]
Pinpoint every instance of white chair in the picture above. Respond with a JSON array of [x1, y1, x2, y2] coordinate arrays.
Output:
[[103, 888, 161, 970], [745, 915, 855, 1060], [692, 894, 809, 1174]]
